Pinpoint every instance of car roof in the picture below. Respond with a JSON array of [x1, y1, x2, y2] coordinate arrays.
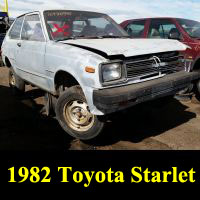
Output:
[[16, 9, 106, 18], [123, 17, 196, 22]]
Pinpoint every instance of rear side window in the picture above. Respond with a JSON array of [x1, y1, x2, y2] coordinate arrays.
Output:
[[125, 20, 146, 38], [9, 16, 24, 39], [148, 19, 180, 39]]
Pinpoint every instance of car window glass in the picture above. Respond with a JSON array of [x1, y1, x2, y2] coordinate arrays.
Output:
[[148, 19, 180, 39], [88, 18, 109, 29], [21, 14, 45, 42], [73, 20, 87, 36], [177, 19, 200, 39], [125, 20, 146, 38], [44, 11, 128, 41], [9, 16, 24, 39]]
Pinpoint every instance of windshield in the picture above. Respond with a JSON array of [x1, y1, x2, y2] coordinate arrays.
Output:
[[44, 10, 128, 41], [177, 18, 200, 39]]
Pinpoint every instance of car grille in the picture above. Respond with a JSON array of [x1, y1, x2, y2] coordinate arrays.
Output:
[[125, 51, 184, 80]]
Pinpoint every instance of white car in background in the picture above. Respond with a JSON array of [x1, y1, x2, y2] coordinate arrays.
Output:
[[1, 9, 200, 140]]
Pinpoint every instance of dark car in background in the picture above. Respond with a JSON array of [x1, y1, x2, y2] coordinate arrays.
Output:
[[0, 12, 9, 44], [120, 17, 200, 97], [0, 12, 9, 66]]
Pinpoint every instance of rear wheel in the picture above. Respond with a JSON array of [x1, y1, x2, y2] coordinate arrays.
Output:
[[9, 67, 25, 95], [56, 86, 105, 140]]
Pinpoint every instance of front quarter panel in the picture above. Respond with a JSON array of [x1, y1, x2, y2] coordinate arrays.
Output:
[[45, 41, 106, 90], [45, 41, 107, 115]]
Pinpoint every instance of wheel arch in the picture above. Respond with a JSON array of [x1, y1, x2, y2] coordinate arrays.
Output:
[[4, 57, 12, 68], [54, 70, 81, 93], [53, 70, 99, 115]]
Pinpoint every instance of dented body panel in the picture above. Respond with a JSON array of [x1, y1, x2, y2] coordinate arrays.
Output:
[[64, 38, 187, 57]]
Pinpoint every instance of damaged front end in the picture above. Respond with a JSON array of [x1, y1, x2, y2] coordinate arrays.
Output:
[[93, 51, 200, 114]]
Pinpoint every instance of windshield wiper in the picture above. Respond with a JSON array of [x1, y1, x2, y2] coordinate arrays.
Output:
[[55, 35, 130, 42], [55, 35, 101, 41], [99, 35, 130, 39], [55, 36, 77, 42]]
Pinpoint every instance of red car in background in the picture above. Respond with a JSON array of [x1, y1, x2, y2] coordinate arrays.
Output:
[[120, 17, 200, 96], [120, 18, 200, 69]]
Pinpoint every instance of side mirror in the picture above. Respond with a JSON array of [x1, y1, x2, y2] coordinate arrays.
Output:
[[168, 32, 181, 40]]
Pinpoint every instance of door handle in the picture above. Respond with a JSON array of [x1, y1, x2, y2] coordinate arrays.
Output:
[[17, 43, 21, 47]]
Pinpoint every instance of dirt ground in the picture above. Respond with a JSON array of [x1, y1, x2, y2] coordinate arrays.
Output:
[[1, 67, 200, 151]]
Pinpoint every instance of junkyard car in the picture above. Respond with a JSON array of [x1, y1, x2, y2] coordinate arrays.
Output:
[[2, 10, 200, 140]]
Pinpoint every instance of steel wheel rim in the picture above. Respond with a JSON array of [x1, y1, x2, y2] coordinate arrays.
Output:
[[63, 100, 95, 132]]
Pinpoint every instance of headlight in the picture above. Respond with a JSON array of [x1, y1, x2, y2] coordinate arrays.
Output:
[[102, 63, 122, 82]]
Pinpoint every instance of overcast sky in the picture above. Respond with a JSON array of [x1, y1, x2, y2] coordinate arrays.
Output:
[[3, 0, 200, 22]]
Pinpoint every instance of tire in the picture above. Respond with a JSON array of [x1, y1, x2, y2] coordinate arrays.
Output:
[[55, 86, 105, 140], [194, 79, 200, 102], [9, 67, 25, 95], [177, 84, 193, 95], [44, 92, 57, 116]]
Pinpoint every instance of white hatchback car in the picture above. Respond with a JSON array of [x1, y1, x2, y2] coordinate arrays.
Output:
[[2, 9, 200, 140]]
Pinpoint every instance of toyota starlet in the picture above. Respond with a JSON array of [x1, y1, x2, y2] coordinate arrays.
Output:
[[2, 10, 200, 140]]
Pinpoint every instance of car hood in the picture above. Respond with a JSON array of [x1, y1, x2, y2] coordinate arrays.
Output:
[[62, 38, 188, 57]]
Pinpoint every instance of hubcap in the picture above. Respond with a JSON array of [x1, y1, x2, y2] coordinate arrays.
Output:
[[63, 100, 95, 132]]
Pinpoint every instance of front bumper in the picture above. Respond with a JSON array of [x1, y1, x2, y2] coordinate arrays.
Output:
[[93, 71, 200, 114]]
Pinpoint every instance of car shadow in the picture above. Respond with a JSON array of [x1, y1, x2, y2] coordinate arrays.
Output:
[[84, 98, 196, 147], [0, 85, 72, 151], [0, 84, 197, 150]]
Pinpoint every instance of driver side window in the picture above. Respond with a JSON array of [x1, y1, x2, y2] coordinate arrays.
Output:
[[21, 14, 45, 42], [125, 20, 146, 38]]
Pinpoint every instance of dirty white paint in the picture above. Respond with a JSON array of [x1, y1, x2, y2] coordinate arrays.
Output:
[[64, 38, 187, 57]]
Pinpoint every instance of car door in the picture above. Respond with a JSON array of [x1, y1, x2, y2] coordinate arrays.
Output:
[[16, 13, 47, 89], [123, 20, 147, 38]]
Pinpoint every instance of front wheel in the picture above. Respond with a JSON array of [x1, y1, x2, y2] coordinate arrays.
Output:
[[55, 86, 105, 140]]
